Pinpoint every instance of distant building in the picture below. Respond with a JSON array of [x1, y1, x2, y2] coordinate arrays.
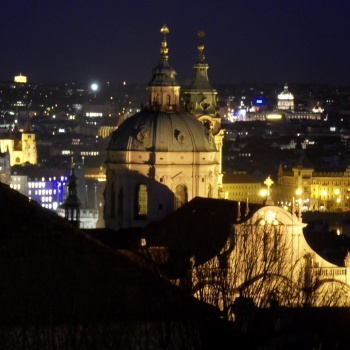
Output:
[[0, 149, 10, 184], [277, 156, 350, 212], [14, 73, 27, 83], [277, 83, 294, 110], [0, 118, 37, 166], [228, 83, 323, 122], [10, 167, 68, 210], [222, 172, 263, 204]]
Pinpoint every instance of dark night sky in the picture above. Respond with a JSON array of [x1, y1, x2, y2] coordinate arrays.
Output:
[[1, 0, 349, 86]]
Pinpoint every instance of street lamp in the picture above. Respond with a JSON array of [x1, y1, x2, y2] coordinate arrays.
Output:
[[295, 188, 302, 220]]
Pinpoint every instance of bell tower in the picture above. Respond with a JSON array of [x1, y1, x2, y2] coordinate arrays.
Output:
[[146, 25, 181, 112], [22, 115, 37, 165], [183, 31, 224, 197]]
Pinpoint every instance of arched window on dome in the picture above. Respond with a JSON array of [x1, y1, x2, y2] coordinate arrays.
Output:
[[135, 183, 148, 219], [175, 184, 188, 210], [166, 94, 171, 106], [110, 183, 115, 218]]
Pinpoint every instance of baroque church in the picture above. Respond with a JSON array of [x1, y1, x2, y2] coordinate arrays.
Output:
[[104, 26, 222, 231], [103, 26, 350, 311]]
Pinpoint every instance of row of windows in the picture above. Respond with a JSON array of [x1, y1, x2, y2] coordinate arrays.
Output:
[[41, 196, 53, 203], [28, 182, 46, 189], [29, 189, 56, 196], [10, 184, 21, 190], [312, 181, 350, 185], [81, 151, 99, 156], [42, 203, 58, 210], [227, 192, 258, 196], [224, 185, 260, 189]]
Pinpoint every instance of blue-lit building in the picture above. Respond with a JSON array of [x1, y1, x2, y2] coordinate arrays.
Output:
[[11, 166, 69, 210]]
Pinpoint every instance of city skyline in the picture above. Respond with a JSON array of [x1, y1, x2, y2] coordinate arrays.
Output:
[[1, 0, 349, 86]]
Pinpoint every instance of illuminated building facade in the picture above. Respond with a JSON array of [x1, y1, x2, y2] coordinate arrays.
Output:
[[196, 204, 350, 309], [11, 174, 68, 210], [277, 160, 350, 212], [277, 84, 294, 110], [224, 83, 322, 122], [222, 172, 264, 204], [0, 119, 37, 166], [14, 73, 27, 83], [143, 195, 350, 312], [0, 149, 10, 184]]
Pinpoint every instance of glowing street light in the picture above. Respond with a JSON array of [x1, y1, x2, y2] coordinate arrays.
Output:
[[260, 189, 267, 197], [295, 188, 302, 219]]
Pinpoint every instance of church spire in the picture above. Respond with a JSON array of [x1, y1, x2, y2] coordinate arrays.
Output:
[[190, 31, 213, 89], [62, 167, 81, 227], [183, 31, 219, 119], [147, 25, 180, 112], [160, 24, 169, 58], [23, 113, 33, 133]]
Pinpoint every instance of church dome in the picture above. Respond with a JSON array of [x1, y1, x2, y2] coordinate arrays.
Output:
[[278, 84, 294, 100], [108, 110, 216, 152]]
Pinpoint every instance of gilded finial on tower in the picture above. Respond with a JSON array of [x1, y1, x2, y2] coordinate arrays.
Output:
[[161, 24, 169, 35], [160, 25, 169, 55], [197, 30, 205, 58]]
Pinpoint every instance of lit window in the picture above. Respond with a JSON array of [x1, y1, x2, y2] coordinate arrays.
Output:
[[135, 184, 148, 219]]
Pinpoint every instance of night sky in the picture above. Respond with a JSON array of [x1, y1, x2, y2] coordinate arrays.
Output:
[[1, 0, 349, 86]]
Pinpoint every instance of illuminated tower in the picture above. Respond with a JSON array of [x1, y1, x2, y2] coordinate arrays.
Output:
[[146, 25, 181, 111], [22, 116, 37, 165], [183, 31, 224, 197]]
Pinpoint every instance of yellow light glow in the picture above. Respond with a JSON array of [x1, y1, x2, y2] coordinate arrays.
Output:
[[260, 189, 267, 197], [266, 113, 282, 120]]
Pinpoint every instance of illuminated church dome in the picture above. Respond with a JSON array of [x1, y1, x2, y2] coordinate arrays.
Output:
[[277, 83, 294, 110], [105, 26, 220, 231], [108, 110, 215, 153]]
